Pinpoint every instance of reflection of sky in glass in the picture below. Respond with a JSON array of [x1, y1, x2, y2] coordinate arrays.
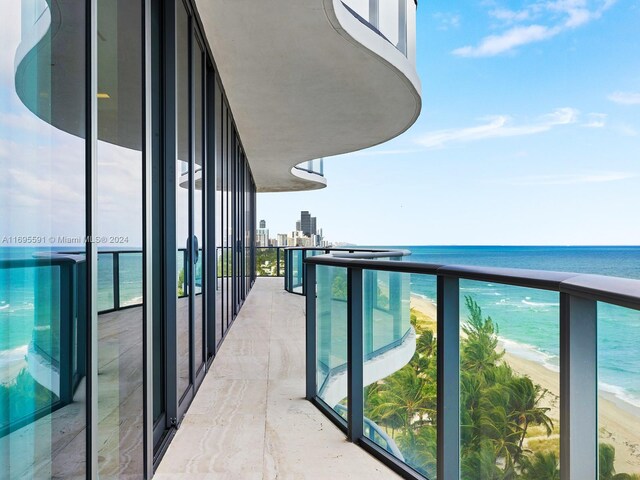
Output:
[[0, 0, 142, 247]]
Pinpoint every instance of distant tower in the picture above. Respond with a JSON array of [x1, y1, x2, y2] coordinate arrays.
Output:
[[310, 217, 317, 236], [296, 220, 301, 232], [259, 219, 266, 229], [300, 211, 312, 236]]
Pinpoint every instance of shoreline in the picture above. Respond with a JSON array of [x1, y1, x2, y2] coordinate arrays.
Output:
[[410, 294, 640, 473]]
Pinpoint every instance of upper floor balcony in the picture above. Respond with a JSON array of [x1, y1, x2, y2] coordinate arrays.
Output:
[[194, 0, 422, 193]]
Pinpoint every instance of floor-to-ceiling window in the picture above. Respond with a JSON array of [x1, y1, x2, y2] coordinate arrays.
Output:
[[0, 0, 88, 477], [96, 0, 145, 477], [1, 0, 257, 475], [214, 79, 224, 348]]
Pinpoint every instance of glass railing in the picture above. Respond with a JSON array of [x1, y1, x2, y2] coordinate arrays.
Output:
[[255, 247, 286, 277], [340, 0, 417, 60], [284, 247, 411, 295], [303, 253, 640, 480], [0, 254, 86, 438], [95, 250, 145, 312], [294, 159, 324, 177]]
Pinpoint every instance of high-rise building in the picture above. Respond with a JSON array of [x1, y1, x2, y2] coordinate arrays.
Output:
[[310, 217, 317, 236], [276, 233, 288, 246], [300, 210, 312, 236], [0, 0, 420, 477], [256, 220, 270, 247]]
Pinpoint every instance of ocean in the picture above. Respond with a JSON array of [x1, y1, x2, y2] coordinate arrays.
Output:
[[2, 245, 640, 409], [385, 246, 640, 408]]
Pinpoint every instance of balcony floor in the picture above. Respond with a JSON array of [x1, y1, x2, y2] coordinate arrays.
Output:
[[155, 277, 399, 479]]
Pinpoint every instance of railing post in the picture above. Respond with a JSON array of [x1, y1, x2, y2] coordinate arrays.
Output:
[[369, 0, 379, 28], [277, 247, 281, 277], [58, 261, 74, 405], [305, 262, 317, 400], [284, 249, 289, 291], [560, 293, 597, 480], [363, 270, 374, 356], [397, 0, 408, 55], [302, 250, 307, 295], [437, 275, 460, 480], [347, 267, 364, 442], [113, 252, 120, 310]]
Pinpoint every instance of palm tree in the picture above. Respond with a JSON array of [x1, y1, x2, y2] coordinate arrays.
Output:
[[507, 376, 553, 464], [600, 443, 616, 480], [397, 426, 437, 478], [520, 451, 560, 480], [368, 365, 435, 432]]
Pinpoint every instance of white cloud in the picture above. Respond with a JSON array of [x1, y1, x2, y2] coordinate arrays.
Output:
[[433, 12, 461, 31], [614, 124, 639, 137], [490, 8, 532, 23], [608, 91, 640, 105], [453, 0, 616, 57], [453, 25, 559, 57], [416, 107, 578, 149], [510, 172, 637, 185], [582, 112, 607, 128]]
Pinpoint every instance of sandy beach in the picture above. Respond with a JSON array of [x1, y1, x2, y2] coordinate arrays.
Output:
[[410, 294, 640, 474]]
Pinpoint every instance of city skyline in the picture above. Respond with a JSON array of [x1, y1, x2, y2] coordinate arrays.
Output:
[[258, 0, 640, 246], [256, 210, 329, 247]]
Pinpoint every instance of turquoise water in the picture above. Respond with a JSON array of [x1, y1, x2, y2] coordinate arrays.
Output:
[[0, 247, 143, 361], [386, 246, 640, 407]]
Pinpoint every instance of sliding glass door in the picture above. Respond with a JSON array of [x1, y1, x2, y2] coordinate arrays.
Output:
[[175, 0, 206, 417]]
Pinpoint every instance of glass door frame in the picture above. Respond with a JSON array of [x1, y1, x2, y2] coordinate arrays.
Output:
[[153, 0, 214, 459]]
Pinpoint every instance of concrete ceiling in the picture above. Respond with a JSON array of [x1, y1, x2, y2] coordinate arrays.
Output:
[[194, 0, 422, 192]]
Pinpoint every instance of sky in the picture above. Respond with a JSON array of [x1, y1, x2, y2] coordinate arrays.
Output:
[[258, 0, 640, 246]]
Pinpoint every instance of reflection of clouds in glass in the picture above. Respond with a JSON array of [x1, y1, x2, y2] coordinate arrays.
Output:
[[97, 141, 142, 246], [0, 1, 21, 89], [0, 0, 142, 246]]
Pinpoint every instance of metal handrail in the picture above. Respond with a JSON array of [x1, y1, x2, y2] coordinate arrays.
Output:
[[304, 255, 640, 311], [283, 247, 410, 295]]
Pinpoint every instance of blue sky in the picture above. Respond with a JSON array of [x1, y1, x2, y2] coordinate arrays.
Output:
[[258, 0, 640, 245]]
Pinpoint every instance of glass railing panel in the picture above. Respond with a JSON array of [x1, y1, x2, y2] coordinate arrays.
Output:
[[364, 270, 411, 353], [291, 249, 304, 293], [118, 252, 143, 308], [363, 270, 434, 476], [597, 302, 640, 478], [316, 265, 348, 414], [97, 253, 114, 311], [378, 1, 400, 46], [459, 280, 560, 479], [256, 248, 278, 277], [0, 261, 84, 440]]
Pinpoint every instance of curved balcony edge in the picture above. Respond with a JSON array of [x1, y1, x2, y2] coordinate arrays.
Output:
[[288, 165, 328, 191], [323, 0, 422, 144]]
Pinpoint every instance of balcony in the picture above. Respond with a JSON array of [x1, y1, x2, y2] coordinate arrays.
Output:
[[158, 248, 640, 479], [291, 159, 327, 190]]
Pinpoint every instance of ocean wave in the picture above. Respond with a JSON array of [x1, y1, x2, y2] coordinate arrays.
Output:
[[0, 345, 28, 384], [599, 382, 640, 409], [498, 336, 560, 373], [521, 299, 560, 308]]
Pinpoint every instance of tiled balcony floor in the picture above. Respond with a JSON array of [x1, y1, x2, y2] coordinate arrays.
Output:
[[155, 277, 399, 479]]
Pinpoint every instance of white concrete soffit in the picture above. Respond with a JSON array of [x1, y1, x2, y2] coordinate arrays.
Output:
[[195, 0, 422, 192]]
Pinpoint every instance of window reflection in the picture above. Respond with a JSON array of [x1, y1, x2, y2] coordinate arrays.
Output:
[[0, 0, 87, 477]]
